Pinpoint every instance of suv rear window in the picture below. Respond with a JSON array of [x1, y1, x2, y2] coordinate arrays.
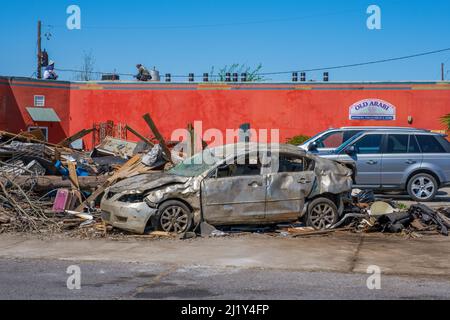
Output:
[[386, 135, 408, 154], [415, 135, 446, 153], [385, 134, 421, 154]]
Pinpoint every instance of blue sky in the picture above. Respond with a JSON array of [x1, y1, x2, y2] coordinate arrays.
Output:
[[1, 0, 449, 81]]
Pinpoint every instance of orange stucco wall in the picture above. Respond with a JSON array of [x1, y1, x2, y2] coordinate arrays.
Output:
[[1, 77, 449, 148]]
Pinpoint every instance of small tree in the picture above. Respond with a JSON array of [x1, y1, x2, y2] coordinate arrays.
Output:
[[210, 63, 265, 82], [76, 50, 97, 81], [441, 114, 450, 131], [286, 135, 311, 145]]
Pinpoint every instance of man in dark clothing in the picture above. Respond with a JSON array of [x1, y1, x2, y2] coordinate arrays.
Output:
[[135, 64, 151, 81]]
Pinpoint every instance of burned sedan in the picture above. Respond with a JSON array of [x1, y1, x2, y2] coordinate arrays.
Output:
[[100, 143, 353, 234]]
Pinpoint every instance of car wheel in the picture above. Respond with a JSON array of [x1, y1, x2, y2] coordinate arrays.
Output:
[[158, 200, 193, 234], [407, 173, 438, 202], [306, 198, 339, 230]]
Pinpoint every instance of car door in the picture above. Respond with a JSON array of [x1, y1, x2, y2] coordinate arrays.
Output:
[[201, 153, 266, 225], [265, 153, 315, 222], [381, 134, 423, 187], [338, 133, 383, 187]]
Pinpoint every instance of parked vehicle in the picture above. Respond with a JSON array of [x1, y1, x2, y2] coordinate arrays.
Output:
[[101, 143, 353, 234], [319, 130, 450, 201], [300, 127, 427, 153]]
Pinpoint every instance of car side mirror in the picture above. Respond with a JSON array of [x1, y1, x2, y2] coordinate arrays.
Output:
[[345, 145, 357, 155], [308, 142, 318, 152]]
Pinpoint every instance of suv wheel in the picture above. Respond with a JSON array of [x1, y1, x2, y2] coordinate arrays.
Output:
[[158, 200, 193, 234], [306, 198, 339, 230], [407, 173, 438, 202]]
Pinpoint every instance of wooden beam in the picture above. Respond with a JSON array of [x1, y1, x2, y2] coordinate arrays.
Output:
[[125, 125, 154, 147], [74, 154, 142, 212], [0, 130, 77, 153], [0, 176, 108, 192], [142, 113, 173, 163], [58, 128, 94, 147]]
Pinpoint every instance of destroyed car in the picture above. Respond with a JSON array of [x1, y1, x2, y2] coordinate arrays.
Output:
[[100, 143, 353, 234]]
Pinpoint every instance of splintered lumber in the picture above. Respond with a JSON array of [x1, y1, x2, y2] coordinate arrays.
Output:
[[67, 162, 83, 203], [0, 130, 81, 155], [67, 162, 80, 190], [142, 113, 173, 163], [74, 155, 142, 212], [125, 125, 154, 147], [58, 128, 94, 147], [27, 129, 46, 141], [0, 176, 108, 192]]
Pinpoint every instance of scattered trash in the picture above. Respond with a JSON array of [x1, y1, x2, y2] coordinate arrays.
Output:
[[369, 201, 397, 216], [328, 192, 449, 237]]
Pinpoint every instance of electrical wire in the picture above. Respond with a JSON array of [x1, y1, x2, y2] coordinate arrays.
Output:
[[55, 47, 450, 79], [259, 47, 450, 75]]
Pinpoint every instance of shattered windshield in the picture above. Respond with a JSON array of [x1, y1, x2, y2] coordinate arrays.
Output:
[[168, 148, 224, 177]]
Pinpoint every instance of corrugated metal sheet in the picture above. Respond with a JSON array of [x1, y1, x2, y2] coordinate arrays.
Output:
[[26, 107, 61, 122]]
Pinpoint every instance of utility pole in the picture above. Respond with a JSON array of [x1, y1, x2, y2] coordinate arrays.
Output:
[[442, 63, 445, 81], [37, 20, 42, 79]]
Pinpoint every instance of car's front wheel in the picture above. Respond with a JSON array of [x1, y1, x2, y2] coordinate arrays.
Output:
[[158, 200, 193, 234], [306, 198, 339, 230], [407, 173, 438, 202]]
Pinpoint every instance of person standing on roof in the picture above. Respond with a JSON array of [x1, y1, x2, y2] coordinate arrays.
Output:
[[43, 61, 58, 80], [135, 64, 151, 81]]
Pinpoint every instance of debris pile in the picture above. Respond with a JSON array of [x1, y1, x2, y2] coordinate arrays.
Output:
[[329, 190, 450, 237], [0, 113, 191, 237]]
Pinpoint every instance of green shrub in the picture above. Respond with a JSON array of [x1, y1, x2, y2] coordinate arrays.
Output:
[[441, 113, 450, 131], [286, 135, 311, 145]]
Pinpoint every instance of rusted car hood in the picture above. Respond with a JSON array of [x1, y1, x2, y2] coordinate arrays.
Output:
[[109, 172, 190, 193]]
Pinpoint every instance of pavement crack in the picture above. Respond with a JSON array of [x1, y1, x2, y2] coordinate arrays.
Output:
[[348, 235, 364, 273]]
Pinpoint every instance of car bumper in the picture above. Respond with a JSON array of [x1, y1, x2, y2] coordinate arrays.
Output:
[[100, 198, 157, 234]]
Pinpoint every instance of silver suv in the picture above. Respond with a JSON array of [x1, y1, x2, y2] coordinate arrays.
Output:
[[300, 127, 427, 153], [319, 130, 450, 201]]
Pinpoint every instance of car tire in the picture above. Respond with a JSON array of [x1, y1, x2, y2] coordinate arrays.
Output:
[[306, 198, 339, 230], [407, 173, 438, 202], [157, 200, 193, 234]]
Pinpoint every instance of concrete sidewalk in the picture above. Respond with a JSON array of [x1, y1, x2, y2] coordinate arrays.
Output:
[[0, 233, 449, 278]]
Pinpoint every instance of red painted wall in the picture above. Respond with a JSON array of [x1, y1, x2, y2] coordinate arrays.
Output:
[[1, 77, 449, 148], [0, 77, 70, 142]]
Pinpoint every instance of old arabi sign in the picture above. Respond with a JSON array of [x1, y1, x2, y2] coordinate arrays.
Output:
[[349, 99, 396, 121]]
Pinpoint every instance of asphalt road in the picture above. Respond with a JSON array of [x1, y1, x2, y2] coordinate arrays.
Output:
[[0, 188, 448, 300], [1, 258, 450, 300]]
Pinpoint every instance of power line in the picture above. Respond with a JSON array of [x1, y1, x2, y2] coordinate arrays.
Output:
[[260, 47, 450, 75], [55, 47, 450, 79]]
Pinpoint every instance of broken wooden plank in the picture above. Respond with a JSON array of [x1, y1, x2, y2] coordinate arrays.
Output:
[[0, 176, 108, 191], [67, 162, 83, 205], [74, 155, 142, 212], [142, 113, 173, 163], [125, 125, 154, 147], [58, 128, 94, 147]]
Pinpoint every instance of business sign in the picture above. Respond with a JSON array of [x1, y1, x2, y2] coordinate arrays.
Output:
[[349, 99, 396, 121]]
